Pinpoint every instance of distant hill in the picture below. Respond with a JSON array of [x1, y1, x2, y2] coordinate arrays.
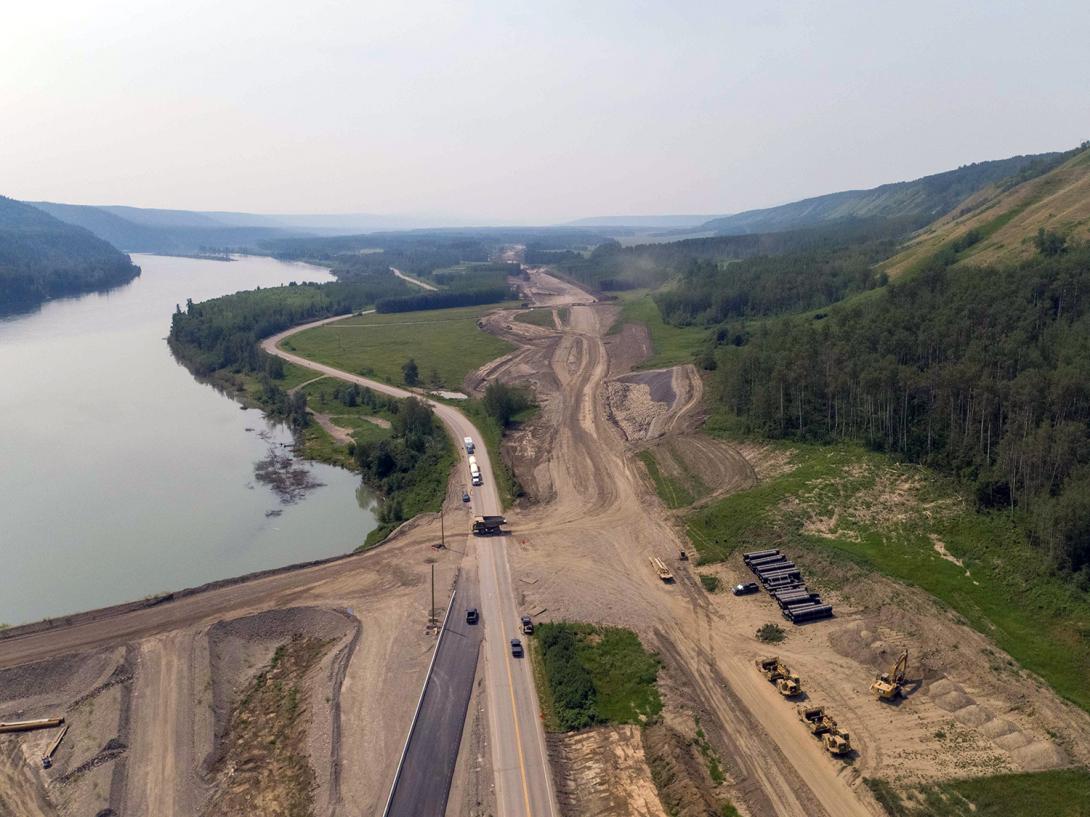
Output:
[[565, 214, 723, 229], [701, 152, 1068, 236], [30, 202, 296, 255], [882, 144, 1090, 276], [0, 196, 139, 312]]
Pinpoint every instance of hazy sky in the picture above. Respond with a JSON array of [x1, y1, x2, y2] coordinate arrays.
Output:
[[4, 1, 1088, 223]]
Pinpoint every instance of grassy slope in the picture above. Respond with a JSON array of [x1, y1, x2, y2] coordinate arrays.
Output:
[[867, 769, 1090, 817], [637, 450, 696, 509], [684, 441, 1090, 713], [514, 307, 557, 327], [884, 147, 1090, 276], [283, 303, 514, 390], [610, 291, 709, 369]]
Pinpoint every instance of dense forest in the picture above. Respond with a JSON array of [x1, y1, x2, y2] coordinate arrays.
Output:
[[532, 216, 918, 297], [713, 240, 1090, 577], [168, 276, 408, 376], [0, 196, 140, 312]]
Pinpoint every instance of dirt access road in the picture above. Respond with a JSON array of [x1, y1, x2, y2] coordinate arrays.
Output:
[[477, 273, 879, 817], [263, 323, 559, 817]]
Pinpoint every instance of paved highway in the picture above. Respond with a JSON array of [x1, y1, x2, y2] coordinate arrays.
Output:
[[262, 319, 558, 817]]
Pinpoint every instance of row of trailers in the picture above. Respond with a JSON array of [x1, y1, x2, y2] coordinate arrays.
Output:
[[743, 549, 833, 624]]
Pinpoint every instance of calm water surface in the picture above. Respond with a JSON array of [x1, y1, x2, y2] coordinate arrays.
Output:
[[0, 254, 377, 625]]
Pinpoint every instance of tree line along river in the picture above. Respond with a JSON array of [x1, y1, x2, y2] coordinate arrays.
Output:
[[0, 254, 377, 626]]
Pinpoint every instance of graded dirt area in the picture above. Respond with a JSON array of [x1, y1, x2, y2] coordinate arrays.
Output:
[[477, 270, 1090, 817], [0, 500, 471, 817]]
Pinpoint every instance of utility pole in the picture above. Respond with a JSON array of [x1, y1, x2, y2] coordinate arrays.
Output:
[[440, 506, 445, 549], [430, 562, 436, 628]]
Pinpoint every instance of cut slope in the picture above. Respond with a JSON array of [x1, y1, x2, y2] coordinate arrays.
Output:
[[702, 151, 1065, 235], [883, 144, 1090, 275]]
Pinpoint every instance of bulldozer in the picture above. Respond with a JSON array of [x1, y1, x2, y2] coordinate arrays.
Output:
[[797, 704, 836, 735], [871, 649, 909, 701], [823, 728, 852, 756]]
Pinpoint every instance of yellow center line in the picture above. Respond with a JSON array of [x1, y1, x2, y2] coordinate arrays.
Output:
[[488, 542, 535, 816]]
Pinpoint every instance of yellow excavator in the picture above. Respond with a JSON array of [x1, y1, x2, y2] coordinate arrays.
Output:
[[871, 650, 909, 701]]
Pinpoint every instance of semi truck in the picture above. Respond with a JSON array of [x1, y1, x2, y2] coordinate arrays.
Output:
[[468, 455, 482, 486]]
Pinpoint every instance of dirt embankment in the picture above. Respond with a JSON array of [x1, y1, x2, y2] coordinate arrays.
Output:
[[547, 725, 666, 817]]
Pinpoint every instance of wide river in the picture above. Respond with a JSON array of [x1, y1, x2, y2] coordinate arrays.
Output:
[[0, 254, 377, 626]]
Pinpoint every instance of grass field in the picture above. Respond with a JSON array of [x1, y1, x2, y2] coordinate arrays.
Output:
[[866, 769, 1090, 817], [282, 304, 515, 390], [514, 307, 557, 328], [684, 441, 1090, 713], [609, 292, 709, 369]]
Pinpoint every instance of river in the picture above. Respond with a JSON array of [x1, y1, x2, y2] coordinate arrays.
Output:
[[0, 254, 378, 626]]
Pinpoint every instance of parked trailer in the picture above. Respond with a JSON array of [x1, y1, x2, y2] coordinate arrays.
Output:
[[743, 548, 780, 563], [649, 556, 675, 582]]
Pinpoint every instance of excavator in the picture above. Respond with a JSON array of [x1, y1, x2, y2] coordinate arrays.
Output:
[[871, 649, 909, 701]]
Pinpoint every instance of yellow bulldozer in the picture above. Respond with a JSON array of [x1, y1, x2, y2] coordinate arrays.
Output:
[[871, 649, 909, 701], [755, 656, 803, 697]]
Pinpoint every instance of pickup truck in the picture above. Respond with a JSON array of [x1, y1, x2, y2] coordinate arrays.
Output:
[[521, 615, 534, 634]]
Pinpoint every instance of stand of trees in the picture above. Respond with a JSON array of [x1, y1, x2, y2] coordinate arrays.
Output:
[[714, 242, 1090, 576], [168, 277, 408, 376], [375, 285, 510, 313], [353, 397, 451, 528], [0, 195, 140, 312]]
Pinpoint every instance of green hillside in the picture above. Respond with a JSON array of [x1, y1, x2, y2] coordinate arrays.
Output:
[[0, 196, 140, 312], [701, 151, 1066, 236], [883, 143, 1090, 275]]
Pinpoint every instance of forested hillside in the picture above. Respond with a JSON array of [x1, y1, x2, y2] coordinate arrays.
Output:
[[714, 241, 1090, 577], [0, 195, 139, 312], [701, 151, 1067, 236]]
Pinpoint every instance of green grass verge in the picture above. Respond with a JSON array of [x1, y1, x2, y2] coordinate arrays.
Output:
[[283, 303, 515, 390], [865, 769, 1090, 817], [533, 622, 662, 731], [610, 292, 710, 369], [515, 308, 557, 327], [684, 441, 1090, 713], [459, 399, 528, 508], [637, 450, 696, 508]]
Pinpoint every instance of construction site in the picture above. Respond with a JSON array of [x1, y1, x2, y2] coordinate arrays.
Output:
[[3, 267, 1090, 817]]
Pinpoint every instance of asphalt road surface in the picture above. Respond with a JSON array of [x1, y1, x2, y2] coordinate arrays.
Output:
[[385, 584, 482, 817], [263, 319, 558, 817]]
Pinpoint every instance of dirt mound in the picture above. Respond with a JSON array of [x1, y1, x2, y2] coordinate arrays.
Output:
[[547, 725, 666, 817], [606, 366, 702, 442], [205, 606, 356, 762]]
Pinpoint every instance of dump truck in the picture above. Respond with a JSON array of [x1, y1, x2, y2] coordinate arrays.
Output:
[[472, 515, 506, 535], [797, 704, 836, 735], [823, 727, 852, 756], [649, 556, 674, 582], [871, 649, 909, 701]]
